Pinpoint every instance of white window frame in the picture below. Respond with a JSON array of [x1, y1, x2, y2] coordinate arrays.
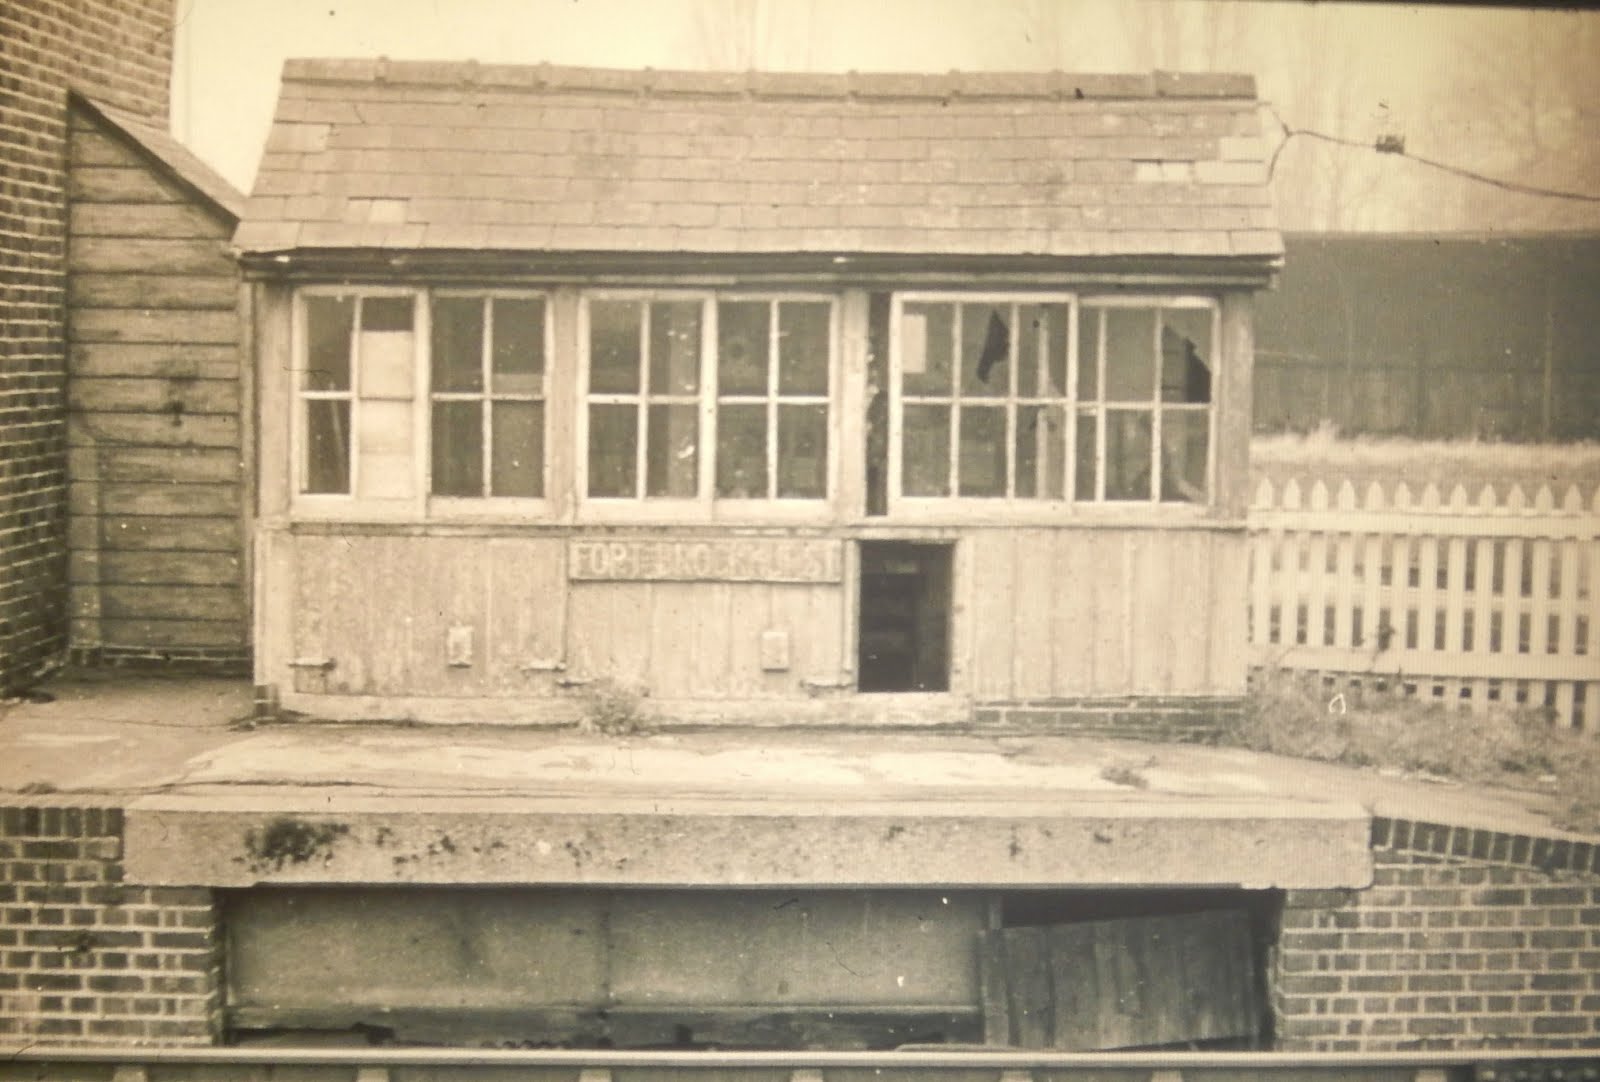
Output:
[[291, 285, 425, 520], [1076, 295, 1219, 509], [426, 288, 554, 518], [576, 290, 839, 524], [886, 290, 1218, 521]]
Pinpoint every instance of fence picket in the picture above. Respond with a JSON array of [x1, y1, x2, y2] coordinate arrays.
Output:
[[1248, 475, 1600, 731]]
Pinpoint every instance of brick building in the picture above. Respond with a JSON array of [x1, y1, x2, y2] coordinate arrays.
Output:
[[0, 0, 176, 696]]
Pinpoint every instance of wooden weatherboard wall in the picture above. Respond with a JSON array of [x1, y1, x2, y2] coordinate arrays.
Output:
[[65, 95, 249, 667]]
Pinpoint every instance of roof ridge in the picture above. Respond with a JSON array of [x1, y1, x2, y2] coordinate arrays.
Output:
[[278, 57, 1257, 101]]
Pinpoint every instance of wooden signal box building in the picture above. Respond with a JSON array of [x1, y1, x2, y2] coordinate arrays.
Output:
[[237, 60, 1282, 730]]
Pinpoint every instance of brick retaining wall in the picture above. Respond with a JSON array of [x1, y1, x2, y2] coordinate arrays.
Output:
[[0, 804, 221, 1044], [1274, 818, 1600, 1052]]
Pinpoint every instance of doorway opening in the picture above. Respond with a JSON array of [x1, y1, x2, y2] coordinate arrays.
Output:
[[857, 541, 952, 692]]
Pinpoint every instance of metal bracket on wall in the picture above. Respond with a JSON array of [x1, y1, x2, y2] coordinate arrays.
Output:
[[519, 658, 568, 674], [287, 657, 335, 671]]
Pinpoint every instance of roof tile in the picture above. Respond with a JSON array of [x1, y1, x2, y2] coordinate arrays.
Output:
[[236, 60, 1280, 262]]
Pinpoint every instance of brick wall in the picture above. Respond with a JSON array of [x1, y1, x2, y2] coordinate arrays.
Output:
[[0, 804, 222, 1044], [973, 696, 1244, 742], [1275, 817, 1600, 1052], [0, 0, 174, 696]]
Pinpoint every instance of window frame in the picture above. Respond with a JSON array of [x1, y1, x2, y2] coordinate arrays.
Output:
[[425, 287, 555, 518], [291, 285, 426, 519], [886, 290, 1219, 521], [576, 289, 840, 525]]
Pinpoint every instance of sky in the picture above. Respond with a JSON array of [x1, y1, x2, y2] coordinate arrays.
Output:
[[169, 0, 1600, 232]]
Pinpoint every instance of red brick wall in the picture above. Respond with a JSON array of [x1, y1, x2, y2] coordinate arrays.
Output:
[[1275, 828, 1600, 1052], [0, 0, 173, 696], [0, 804, 222, 1044]]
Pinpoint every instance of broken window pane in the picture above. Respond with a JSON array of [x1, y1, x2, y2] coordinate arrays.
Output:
[[1105, 409, 1153, 501], [646, 403, 698, 497], [1015, 404, 1065, 500], [431, 400, 482, 497], [589, 301, 641, 394], [778, 302, 829, 395], [777, 403, 827, 499], [304, 295, 353, 392], [430, 296, 483, 394], [304, 399, 350, 493], [1160, 410, 1208, 503], [356, 398, 415, 499], [1160, 308, 1212, 404], [902, 404, 951, 497], [1103, 308, 1156, 401], [588, 404, 637, 497], [717, 301, 769, 396], [492, 400, 543, 498], [958, 405, 1006, 497], [649, 301, 701, 395], [716, 403, 767, 498], [1074, 409, 1098, 501], [961, 304, 1009, 397], [491, 297, 545, 397], [902, 303, 953, 395]]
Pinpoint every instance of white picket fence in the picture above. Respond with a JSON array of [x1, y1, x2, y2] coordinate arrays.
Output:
[[1247, 477, 1600, 731]]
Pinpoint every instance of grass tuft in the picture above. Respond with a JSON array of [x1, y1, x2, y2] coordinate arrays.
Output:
[[1226, 667, 1600, 835]]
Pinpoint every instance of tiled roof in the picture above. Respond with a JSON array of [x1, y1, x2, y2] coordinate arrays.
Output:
[[76, 92, 247, 220], [234, 59, 1282, 261]]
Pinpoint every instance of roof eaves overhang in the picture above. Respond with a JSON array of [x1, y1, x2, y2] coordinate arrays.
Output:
[[236, 249, 1284, 291]]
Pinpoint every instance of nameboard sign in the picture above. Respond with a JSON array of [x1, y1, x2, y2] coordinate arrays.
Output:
[[569, 538, 843, 584]]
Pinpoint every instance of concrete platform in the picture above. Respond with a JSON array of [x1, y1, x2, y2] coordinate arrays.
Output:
[[0, 669, 1588, 891]]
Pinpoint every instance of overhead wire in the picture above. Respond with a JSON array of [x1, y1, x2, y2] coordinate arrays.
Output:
[[1262, 103, 1600, 204]]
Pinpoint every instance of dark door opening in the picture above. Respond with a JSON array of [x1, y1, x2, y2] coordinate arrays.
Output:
[[857, 541, 952, 692]]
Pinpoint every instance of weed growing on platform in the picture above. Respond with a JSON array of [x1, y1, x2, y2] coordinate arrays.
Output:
[[577, 679, 649, 737], [1230, 667, 1600, 834]]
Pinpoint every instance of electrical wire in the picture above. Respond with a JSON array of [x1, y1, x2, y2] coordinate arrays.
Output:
[[1263, 103, 1600, 204]]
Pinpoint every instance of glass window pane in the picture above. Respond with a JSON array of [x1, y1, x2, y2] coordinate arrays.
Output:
[[1074, 409, 1097, 501], [646, 403, 698, 497], [902, 303, 953, 395], [492, 400, 543, 498], [492, 297, 545, 397], [1104, 307, 1157, 401], [716, 403, 768, 498], [902, 404, 950, 497], [649, 301, 702, 395], [430, 296, 483, 394], [958, 405, 1006, 497], [588, 404, 637, 497], [431, 400, 483, 497], [362, 296, 413, 332], [1076, 307, 1100, 400], [1048, 303, 1069, 398], [1160, 307, 1213, 404], [778, 302, 830, 394], [304, 399, 350, 493], [777, 403, 827, 499], [589, 301, 641, 394], [305, 295, 353, 392], [1017, 305, 1041, 398], [1015, 404, 1065, 500], [960, 304, 1009, 398], [1105, 408, 1154, 501], [717, 301, 770, 396], [1160, 409, 1208, 503]]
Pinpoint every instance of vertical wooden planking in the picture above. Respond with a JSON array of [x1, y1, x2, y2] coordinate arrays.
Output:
[[1304, 529, 1329, 647], [1444, 535, 1467, 656], [256, 527, 294, 685], [1359, 528, 1384, 656], [1332, 530, 1356, 651], [724, 584, 772, 696], [1051, 529, 1096, 695], [969, 530, 1019, 701], [485, 537, 566, 692], [1010, 529, 1055, 700], [1089, 531, 1132, 694], [1214, 292, 1254, 520], [569, 583, 653, 689], [1001, 927, 1051, 1048], [1168, 531, 1213, 693], [1129, 531, 1176, 693], [1208, 532, 1249, 695], [1415, 533, 1439, 659], [977, 930, 1011, 1047]]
